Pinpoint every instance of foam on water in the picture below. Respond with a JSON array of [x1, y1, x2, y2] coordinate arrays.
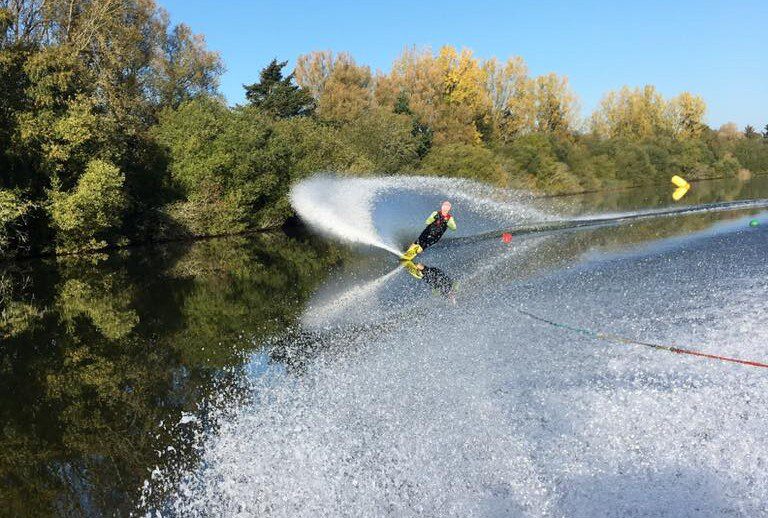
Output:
[[144, 177, 768, 517]]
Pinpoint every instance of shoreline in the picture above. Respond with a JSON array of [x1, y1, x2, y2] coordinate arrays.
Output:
[[532, 171, 768, 199], [2, 173, 766, 263]]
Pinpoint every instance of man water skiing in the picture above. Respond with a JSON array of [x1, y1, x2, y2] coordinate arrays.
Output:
[[401, 201, 457, 260]]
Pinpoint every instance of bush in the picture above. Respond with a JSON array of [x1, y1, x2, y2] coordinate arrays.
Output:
[[154, 99, 274, 232], [153, 97, 236, 196], [666, 137, 716, 179], [731, 138, 768, 173], [712, 153, 742, 177], [341, 108, 420, 174], [154, 98, 372, 233], [498, 134, 582, 193], [420, 143, 506, 186], [613, 143, 657, 184], [50, 160, 127, 252], [0, 190, 30, 255]]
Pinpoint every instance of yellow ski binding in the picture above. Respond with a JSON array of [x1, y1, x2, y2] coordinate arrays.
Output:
[[400, 244, 422, 261]]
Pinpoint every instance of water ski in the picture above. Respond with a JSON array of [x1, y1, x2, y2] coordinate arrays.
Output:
[[400, 259, 422, 278], [400, 243, 423, 261]]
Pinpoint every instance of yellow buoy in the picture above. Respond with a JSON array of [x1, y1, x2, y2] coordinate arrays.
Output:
[[671, 175, 691, 201], [672, 184, 690, 201], [671, 175, 690, 189]]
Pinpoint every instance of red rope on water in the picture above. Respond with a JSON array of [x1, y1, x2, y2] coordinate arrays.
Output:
[[667, 347, 768, 369], [519, 309, 768, 370]]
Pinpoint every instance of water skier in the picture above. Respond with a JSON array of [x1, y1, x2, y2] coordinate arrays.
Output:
[[401, 201, 457, 260]]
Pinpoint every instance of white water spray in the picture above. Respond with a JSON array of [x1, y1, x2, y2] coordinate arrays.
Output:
[[290, 175, 403, 256], [301, 265, 403, 328], [290, 174, 550, 257]]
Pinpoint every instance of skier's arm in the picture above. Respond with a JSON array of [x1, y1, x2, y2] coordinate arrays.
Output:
[[424, 211, 438, 225], [447, 217, 457, 231]]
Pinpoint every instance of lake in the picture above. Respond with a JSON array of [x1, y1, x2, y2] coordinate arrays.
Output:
[[2, 175, 767, 516]]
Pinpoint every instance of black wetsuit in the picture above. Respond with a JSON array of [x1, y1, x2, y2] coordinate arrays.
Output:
[[416, 211, 453, 250]]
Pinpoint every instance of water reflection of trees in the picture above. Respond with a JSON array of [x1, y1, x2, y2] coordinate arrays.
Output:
[[0, 233, 344, 515], [550, 176, 768, 215]]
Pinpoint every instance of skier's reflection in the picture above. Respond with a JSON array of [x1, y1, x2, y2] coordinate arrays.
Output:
[[401, 261, 457, 304]]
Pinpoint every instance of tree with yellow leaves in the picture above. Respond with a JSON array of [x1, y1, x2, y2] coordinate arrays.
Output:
[[317, 56, 373, 123], [533, 73, 578, 134], [376, 45, 490, 145], [717, 122, 742, 140], [483, 56, 536, 141], [294, 50, 337, 101], [666, 92, 706, 139], [294, 51, 373, 122], [591, 85, 669, 139], [375, 46, 447, 138]]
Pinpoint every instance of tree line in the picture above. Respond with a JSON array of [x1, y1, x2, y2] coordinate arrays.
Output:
[[2, 0, 767, 257]]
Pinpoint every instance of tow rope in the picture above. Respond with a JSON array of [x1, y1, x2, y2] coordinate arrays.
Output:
[[518, 308, 768, 369]]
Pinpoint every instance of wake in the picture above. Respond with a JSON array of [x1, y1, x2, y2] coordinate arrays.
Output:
[[458, 197, 768, 244]]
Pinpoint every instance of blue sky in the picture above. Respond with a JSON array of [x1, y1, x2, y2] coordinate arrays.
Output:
[[160, 0, 767, 129]]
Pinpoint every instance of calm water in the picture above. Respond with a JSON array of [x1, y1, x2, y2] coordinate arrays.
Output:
[[0, 234, 347, 516], [1, 176, 767, 516]]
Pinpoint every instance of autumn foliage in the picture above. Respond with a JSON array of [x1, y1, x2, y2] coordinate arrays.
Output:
[[1, 1, 767, 259]]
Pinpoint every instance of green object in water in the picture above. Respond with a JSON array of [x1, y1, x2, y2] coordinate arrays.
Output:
[[749, 219, 759, 227]]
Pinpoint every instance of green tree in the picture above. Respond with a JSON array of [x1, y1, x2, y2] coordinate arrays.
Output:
[[150, 21, 224, 108], [154, 97, 366, 234], [0, 0, 224, 257], [744, 125, 758, 139], [731, 138, 768, 173], [614, 143, 658, 184], [420, 143, 506, 186], [154, 98, 268, 235], [244, 59, 315, 118], [49, 159, 127, 252], [501, 134, 582, 192], [712, 153, 741, 177], [341, 108, 419, 173]]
